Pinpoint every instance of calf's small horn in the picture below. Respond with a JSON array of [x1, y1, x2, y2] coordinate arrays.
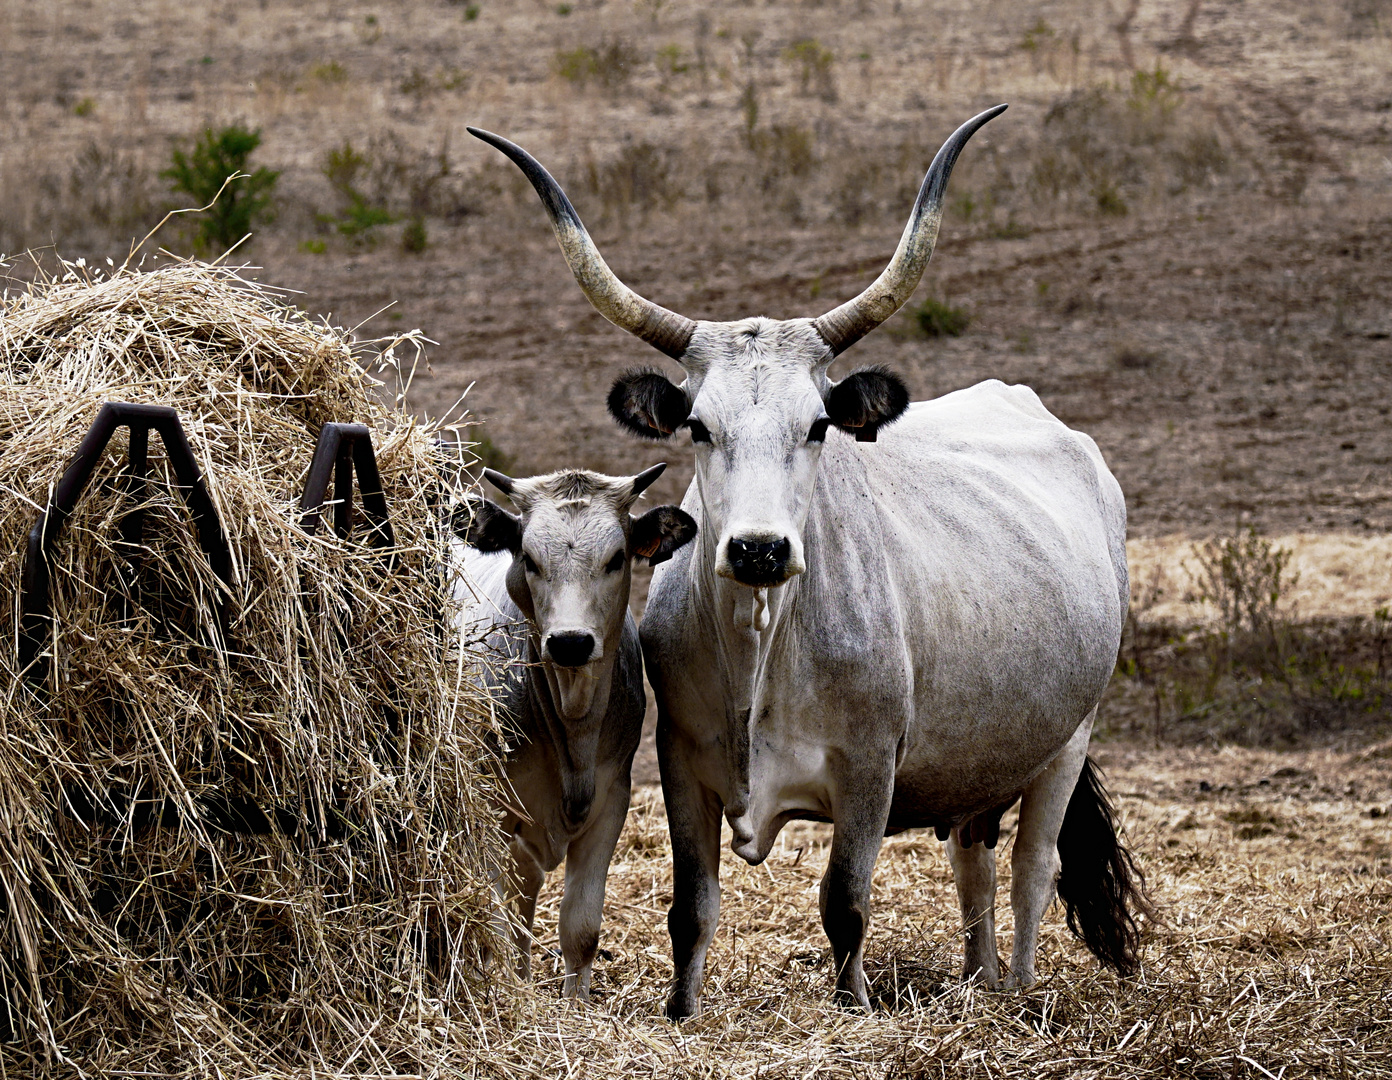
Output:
[[468, 128, 696, 360], [630, 462, 666, 496], [813, 104, 1008, 357], [482, 468, 516, 495]]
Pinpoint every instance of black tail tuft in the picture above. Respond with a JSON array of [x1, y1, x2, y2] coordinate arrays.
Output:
[[1056, 755, 1154, 976]]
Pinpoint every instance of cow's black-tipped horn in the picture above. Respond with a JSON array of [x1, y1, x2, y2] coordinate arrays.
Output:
[[468, 127, 696, 360], [813, 104, 1007, 357]]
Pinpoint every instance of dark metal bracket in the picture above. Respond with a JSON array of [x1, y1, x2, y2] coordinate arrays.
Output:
[[19, 402, 233, 678], [298, 423, 395, 553]]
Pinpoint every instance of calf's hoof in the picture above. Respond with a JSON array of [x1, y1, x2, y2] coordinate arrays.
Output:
[[665, 989, 700, 1021], [832, 984, 872, 1011], [998, 971, 1038, 991]]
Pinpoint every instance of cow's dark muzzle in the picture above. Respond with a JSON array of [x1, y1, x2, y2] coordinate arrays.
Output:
[[727, 537, 791, 587], [561, 785, 595, 829], [546, 632, 595, 667]]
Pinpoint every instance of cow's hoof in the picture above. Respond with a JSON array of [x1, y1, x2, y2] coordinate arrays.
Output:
[[832, 986, 872, 1011], [997, 972, 1037, 991], [665, 991, 699, 1021]]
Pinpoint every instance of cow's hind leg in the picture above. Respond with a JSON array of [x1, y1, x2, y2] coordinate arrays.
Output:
[[945, 831, 1001, 986], [1004, 708, 1093, 988], [660, 728, 724, 1020], [821, 765, 895, 1009], [559, 783, 632, 1001]]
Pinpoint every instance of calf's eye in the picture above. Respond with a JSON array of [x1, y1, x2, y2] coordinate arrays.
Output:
[[522, 552, 540, 575], [604, 551, 625, 574], [807, 416, 831, 442], [688, 418, 712, 444]]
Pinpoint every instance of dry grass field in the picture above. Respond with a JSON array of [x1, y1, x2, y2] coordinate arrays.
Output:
[[2, 0, 1391, 1074]]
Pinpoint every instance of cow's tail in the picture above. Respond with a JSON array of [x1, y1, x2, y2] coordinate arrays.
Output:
[[1055, 755, 1154, 976]]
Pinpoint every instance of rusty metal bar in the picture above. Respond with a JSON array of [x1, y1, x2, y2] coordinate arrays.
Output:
[[19, 402, 232, 679], [298, 423, 395, 551]]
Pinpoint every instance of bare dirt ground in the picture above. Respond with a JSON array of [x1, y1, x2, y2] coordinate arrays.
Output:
[[3, 0, 1391, 1073]]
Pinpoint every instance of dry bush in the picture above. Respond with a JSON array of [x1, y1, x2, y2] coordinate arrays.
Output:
[[554, 38, 643, 92], [0, 258, 507, 1074], [1108, 529, 1392, 746], [0, 140, 162, 255], [584, 141, 685, 219], [1027, 64, 1242, 217]]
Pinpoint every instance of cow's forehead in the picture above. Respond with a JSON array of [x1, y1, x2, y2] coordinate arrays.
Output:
[[683, 317, 833, 406]]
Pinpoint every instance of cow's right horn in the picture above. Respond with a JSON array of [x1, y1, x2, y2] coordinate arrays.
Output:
[[469, 128, 696, 360], [813, 104, 1008, 357]]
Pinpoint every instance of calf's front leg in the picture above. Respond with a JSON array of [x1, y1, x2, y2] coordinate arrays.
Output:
[[508, 833, 547, 981], [559, 782, 632, 1001]]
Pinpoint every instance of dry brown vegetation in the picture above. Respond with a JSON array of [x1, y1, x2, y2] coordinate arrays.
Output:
[[0, 261, 504, 1075], [1, 0, 1391, 1074], [1, 0, 1388, 543]]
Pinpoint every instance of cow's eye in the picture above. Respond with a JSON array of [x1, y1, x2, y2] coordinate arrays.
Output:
[[807, 416, 831, 443], [688, 418, 712, 444], [604, 550, 625, 574], [522, 552, 540, 575]]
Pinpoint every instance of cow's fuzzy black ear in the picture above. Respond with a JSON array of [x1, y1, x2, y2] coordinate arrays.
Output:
[[825, 365, 910, 443], [608, 368, 689, 440], [454, 497, 521, 553], [630, 505, 698, 566]]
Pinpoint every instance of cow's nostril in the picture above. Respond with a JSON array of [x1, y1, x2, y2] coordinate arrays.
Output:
[[727, 537, 791, 586], [547, 632, 595, 667]]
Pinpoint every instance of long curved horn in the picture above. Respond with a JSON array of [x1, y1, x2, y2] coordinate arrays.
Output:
[[468, 128, 696, 360], [813, 104, 1008, 356]]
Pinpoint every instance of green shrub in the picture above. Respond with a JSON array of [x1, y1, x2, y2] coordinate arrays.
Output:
[[555, 39, 639, 90], [782, 39, 836, 101], [161, 125, 279, 253], [908, 295, 970, 338], [319, 141, 396, 241], [308, 61, 349, 85], [401, 216, 427, 253], [1019, 18, 1055, 51]]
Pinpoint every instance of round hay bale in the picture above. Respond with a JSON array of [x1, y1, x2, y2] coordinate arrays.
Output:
[[0, 259, 507, 1073]]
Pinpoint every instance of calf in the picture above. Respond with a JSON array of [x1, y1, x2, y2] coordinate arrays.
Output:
[[452, 463, 695, 999]]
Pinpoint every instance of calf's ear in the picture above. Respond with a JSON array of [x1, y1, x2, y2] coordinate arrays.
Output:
[[825, 365, 910, 442], [608, 368, 689, 440], [630, 505, 698, 566], [453, 497, 521, 553]]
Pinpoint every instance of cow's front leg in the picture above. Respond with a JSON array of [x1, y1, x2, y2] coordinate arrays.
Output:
[[1006, 709, 1093, 988], [821, 775, 894, 1009], [659, 726, 724, 1020], [945, 831, 1000, 986], [559, 783, 632, 1001]]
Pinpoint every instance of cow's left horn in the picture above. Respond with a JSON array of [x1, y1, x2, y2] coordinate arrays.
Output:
[[813, 104, 1008, 357], [468, 128, 696, 360]]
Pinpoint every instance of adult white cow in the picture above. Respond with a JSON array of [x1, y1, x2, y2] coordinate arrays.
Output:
[[470, 105, 1151, 1017], [454, 464, 695, 999]]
